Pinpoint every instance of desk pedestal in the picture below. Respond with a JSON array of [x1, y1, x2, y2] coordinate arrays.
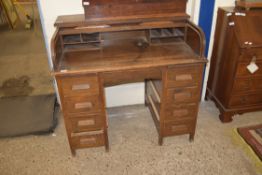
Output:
[[56, 63, 204, 154]]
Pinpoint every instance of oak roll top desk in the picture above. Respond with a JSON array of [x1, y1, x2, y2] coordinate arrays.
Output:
[[51, 0, 207, 155]]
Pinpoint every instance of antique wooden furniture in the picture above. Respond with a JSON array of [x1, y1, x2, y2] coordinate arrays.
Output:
[[206, 7, 262, 122], [236, 0, 262, 10], [51, 0, 206, 155]]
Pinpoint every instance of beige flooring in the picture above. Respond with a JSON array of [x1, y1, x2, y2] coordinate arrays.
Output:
[[0, 6, 53, 97], [0, 101, 261, 175], [0, 6, 55, 136]]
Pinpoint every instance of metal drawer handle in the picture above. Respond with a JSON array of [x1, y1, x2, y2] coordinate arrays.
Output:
[[78, 119, 95, 126], [75, 102, 93, 109], [72, 84, 90, 90], [176, 74, 192, 81], [80, 137, 96, 145]]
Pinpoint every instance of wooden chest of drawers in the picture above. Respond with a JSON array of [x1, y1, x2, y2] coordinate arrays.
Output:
[[206, 7, 262, 122]]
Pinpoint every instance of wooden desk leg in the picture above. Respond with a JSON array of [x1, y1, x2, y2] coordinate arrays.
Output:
[[189, 133, 195, 142], [104, 129, 109, 152], [158, 136, 163, 146], [71, 148, 76, 156]]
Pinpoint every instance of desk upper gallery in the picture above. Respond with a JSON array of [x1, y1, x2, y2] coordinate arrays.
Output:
[[51, 0, 207, 155]]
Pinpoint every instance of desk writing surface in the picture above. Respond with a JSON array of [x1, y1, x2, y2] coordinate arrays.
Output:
[[56, 41, 203, 74]]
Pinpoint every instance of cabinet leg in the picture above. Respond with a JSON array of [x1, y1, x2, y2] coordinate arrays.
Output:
[[104, 129, 109, 152], [205, 91, 211, 101], [219, 112, 233, 123], [158, 136, 163, 146]]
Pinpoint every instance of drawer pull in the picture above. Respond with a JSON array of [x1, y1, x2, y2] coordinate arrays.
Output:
[[72, 84, 90, 90], [174, 92, 191, 101], [176, 74, 192, 81], [75, 102, 93, 109], [173, 109, 189, 117], [147, 94, 160, 121], [80, 137, 96, 145], [78, 119, 95, 126]]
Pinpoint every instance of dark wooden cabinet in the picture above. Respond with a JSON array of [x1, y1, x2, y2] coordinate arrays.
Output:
[[51, 0, 206, 155], [206, 7, 262, 122]]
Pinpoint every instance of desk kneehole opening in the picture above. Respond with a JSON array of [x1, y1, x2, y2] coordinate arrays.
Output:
[[147, 94, 160, 121], [149, 80, 161, 103]]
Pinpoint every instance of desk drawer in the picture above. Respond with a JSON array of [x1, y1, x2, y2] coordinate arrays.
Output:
[[229, 93, 262, 107], [102, 68, 162, 86], [236, 62, 262, 77], [167, 65, 202, 88], [59, 75, 99, 97], [165, 104, 197, 121], [64, 95, 102, 114], [71, 132, 105, 149], [167, 87, 200, 104], [239, 48, 262, 62], [163, 121, 193, 136], [232, 78, 262, 94], [69, 114, 104, 133]]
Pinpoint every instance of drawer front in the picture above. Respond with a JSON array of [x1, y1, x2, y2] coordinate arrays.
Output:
[[165, 104, 198, 121], [64, 95, 102, 114], [69, 114, 104, 133], [229, 93, 262, 107], [236, 62, 262, 77], [232, 78, 262, 94], [166, 87, 200, 104], [163, 121, 194, 136], [59, 75, 99, 97], [167, 65, 202, 88], [239, 48, 262, 62], [71, 133, 105, 149]]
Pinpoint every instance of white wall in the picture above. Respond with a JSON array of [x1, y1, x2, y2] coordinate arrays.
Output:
[[37, 0, 235, 107]]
